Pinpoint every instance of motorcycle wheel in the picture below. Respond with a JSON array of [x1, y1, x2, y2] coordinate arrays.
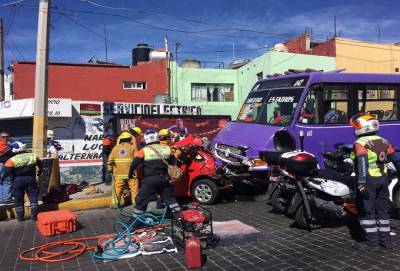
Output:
[[294, 204, 319, 230], [270, 187, 287, 212], [191, 178, 219, 205]]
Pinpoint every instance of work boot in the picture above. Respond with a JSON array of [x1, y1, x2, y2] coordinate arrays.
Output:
[[352, 241, 380, 252], [380, 240, 394, 249]]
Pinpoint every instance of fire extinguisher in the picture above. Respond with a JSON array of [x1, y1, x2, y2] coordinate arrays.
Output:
[[185, 236, 202, 269]]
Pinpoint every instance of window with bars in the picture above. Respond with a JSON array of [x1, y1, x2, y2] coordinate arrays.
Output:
[[123, 81, 146, 90], [191, 83, 234, 102]]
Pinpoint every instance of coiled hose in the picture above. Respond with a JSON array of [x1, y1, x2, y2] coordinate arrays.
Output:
[[92, 207, 170, 260], [19, 208, 170, 262]]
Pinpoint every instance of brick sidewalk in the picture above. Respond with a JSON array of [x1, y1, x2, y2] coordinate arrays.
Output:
[[1, 200, 400, 271]]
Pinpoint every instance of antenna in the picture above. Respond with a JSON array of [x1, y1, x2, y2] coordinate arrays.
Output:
[[333, 15, 336, 38], [88, 55, 95, 63], [104, 25, 108, 62], [232, 42, 236, 59], [376, 24, 381, 43]]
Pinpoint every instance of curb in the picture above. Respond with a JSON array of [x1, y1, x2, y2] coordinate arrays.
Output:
[[0, 196, 111, 221]]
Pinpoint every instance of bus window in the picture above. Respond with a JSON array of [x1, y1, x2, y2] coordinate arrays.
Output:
[[357, 85, 398, 121], [322, 85, 349, 124], [299, 89, 317, 124]]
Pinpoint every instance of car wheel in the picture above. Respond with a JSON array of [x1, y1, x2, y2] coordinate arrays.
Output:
[[191, 178, 219, 205]]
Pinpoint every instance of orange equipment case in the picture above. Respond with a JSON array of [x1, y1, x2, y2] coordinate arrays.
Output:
[[37, 210, 77, 236]]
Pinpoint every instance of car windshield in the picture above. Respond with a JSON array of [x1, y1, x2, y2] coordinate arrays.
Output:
[[237, 88, 304, 126]]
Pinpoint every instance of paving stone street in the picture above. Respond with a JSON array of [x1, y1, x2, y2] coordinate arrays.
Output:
[[1, 200, 400, 271]]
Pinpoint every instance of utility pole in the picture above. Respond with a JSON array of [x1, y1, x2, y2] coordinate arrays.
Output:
[[32, 0, 51, 158], [0, 18, 4, 101]]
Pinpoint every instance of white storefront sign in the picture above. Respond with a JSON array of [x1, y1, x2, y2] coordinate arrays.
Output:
[[0, 98, 72, 119]]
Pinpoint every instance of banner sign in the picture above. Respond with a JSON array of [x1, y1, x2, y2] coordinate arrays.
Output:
[[103, 102, 201, 116], [117, 116, 230, 140]]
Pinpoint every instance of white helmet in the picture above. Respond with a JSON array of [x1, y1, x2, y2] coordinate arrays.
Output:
[[11, 141, 27, 153], [144, 130, 160, 145], [47, 129, 55, 139], [350, 113, 379, 136]]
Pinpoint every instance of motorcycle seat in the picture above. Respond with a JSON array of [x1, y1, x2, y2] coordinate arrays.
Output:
[[317, 168, 356, 187]]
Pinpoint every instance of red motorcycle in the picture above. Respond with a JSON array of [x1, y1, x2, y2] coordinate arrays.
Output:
[[173, 136, 232, 205]]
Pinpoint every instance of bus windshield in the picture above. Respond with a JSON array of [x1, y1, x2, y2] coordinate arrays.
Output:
[[237, 88, 304, 126]]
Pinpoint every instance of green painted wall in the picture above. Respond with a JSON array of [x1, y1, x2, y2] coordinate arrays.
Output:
[[170, 51, 336, 118], [170, 62, 240, 116]]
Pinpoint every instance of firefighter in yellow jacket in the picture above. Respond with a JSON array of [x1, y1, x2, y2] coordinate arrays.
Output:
[[107, 132, 138, 208]]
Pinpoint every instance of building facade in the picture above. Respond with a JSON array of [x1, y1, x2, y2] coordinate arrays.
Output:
[[285, 34, 400, 74], [170, 51, 336, 118], [11, 59, 168, 103]]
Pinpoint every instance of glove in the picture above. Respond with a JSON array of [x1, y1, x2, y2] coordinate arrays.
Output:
[[129, 173, 136, 179], [357, 183, 369, 199]]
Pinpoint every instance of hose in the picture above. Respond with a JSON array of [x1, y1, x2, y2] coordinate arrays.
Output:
[[19, 209, 171, 262]]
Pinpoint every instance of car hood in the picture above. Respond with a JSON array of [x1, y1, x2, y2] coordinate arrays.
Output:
[[212, 121, 284, 157]]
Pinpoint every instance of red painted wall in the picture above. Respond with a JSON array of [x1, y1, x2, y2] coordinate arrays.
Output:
[[285, 34, 308, 54], [285, 34, 336, 57], [12, 60, 168, 103], [309, 39, 336, 57]]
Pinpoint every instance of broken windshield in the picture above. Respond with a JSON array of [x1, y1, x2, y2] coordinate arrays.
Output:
[[237, 88, 304, 126]]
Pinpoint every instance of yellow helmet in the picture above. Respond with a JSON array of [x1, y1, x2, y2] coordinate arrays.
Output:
[[119, 132, 133, 140], [130, 126, 143, 136], [158, 129, 171, 138]]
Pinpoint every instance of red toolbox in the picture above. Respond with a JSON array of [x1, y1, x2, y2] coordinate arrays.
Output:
[[37, 210, 77, 236]]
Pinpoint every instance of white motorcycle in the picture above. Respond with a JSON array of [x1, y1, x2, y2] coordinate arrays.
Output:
[[292, 144, 400, 229]]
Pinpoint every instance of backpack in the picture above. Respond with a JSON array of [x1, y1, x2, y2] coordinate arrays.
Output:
[[147, 146, 184, 182]]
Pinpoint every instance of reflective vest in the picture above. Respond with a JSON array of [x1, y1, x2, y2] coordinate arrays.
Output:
[[7, 153, 37, 169], [143, 144, 171, 161], [354, 135, 390, 177]]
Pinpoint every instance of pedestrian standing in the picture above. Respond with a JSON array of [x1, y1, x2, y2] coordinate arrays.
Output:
[[350, 113, 400, 251], [0, 131, 14, 204]]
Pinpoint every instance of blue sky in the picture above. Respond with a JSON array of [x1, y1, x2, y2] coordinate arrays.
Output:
[[1, 0, 399, 69]]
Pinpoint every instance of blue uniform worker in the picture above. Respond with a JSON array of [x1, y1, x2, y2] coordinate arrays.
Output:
[[1, 153, 42, 222]]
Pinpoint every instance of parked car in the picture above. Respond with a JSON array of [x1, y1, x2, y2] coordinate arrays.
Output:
[[173, 137, 232, 205]]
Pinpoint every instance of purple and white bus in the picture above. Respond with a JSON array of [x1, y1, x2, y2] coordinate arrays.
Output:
[[213, 71, 400, 183]]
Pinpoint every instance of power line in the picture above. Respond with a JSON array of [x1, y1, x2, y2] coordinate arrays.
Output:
[[6, 36, 24, 61], [179, 46, 268, 54], [5, 40, 20, 61], [81, 0, 295, 38], [48, 5, 289, 40], [4, 5, 17, 39], [4, 4, 297, 41], [1, 0, 24, 6], [58, 12, 131, 53]]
